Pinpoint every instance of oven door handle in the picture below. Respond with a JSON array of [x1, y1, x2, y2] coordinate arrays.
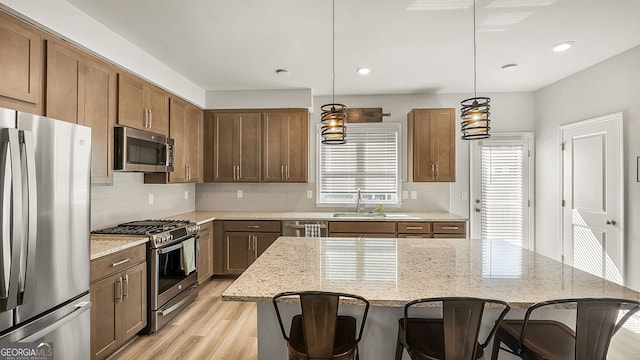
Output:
[[157, 242, 184, 255]]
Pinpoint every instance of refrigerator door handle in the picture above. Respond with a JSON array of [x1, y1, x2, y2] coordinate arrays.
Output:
[[21, 301, 91, 342], [0, 128, 24, 311], [18, 131, 37, 301]]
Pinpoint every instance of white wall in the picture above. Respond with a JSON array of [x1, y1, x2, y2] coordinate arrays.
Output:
[[0, 0, 206, 107], [196, 91, 536, 215], [92, 173, 195, 230], [535, 45, 640, 291]]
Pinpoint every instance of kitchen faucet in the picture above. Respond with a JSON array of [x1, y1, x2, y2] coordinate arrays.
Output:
[[355, 188, 362, 213]]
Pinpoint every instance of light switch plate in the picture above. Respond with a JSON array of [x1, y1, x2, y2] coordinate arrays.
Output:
[[410, 191, 418, 200], [237, 189, 243, 198], [184, 190, 189, 200], [306, 190, 313, 199], [461, 190, 468, 200], [148, 193, 154, 204]]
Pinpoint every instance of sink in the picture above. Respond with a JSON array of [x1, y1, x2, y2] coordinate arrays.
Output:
[[333, 212, 386, 218]]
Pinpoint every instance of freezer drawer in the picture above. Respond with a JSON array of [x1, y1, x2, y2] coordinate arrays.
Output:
[[0, 293, 90, 360]]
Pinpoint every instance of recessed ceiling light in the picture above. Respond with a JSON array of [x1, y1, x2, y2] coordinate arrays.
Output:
[[356, 67, 371, 76], [275, 69, 290, 76], [501, 63, 518, 71], [553, 41, 574, 52]]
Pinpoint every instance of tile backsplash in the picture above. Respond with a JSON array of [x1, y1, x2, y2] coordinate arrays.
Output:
[[91, 172, 195, 230]]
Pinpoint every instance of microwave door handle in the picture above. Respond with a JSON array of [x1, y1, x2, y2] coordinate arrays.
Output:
[[0, 129, 24, 310], [18, 131, 37, 300]]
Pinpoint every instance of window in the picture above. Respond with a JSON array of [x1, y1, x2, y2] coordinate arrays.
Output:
[[470, 133, 534, 250], [317, 123, 400, 206]]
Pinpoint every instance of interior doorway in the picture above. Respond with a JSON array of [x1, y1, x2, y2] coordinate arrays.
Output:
[[560, 112, 624, 284], [470, 133, 534, 250]]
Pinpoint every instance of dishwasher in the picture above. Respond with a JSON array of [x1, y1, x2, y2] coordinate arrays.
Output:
[[282, 220, 328, 237]]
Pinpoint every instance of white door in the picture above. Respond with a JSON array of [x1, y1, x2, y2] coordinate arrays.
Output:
[[470, 133, 534, 250], [560, 113, 623, 284]]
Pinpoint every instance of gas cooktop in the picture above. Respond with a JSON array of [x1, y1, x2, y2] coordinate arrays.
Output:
[[92, 219, 199, 247]]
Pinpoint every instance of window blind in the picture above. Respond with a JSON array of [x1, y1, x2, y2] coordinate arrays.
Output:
[[480, 145, 525, 247], [318, 123, 400, 205]]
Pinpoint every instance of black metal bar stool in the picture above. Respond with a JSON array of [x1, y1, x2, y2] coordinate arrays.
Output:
[[273, 291, 370, 360], [490, 297, 640, 360], [395, 297, 510, 360]]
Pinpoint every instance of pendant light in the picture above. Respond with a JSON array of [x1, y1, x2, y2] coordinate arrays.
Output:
[[321, 0, 347, 145], [460, 0, 490, 140]]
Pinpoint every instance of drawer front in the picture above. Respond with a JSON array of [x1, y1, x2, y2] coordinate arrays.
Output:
[[432, 233, 466, 239], [432, 222, 466, 234], [91, 244, 146, 282], [199, 221, 213, 235], [329, 233, 396, 238], [397, 222, 432, 234], [223, 220, 281, 233], [329, 221, 396, 234]]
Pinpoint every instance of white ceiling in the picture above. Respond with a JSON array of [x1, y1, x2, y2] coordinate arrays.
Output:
[[66, 0, 640, 96]]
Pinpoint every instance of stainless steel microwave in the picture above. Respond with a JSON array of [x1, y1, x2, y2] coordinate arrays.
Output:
[[114, 126, 174, 172]]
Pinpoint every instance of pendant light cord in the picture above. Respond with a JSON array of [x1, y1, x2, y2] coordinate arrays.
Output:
[[332, 0, 336, 103], [473, 0, 477, 98]]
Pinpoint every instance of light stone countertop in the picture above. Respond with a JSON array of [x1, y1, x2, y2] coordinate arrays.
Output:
[[222, 236, 640, 309], [90, 235, 148, 260], [165, 211, 467, 225]]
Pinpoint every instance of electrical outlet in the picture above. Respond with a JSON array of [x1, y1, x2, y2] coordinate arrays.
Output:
[[306, 190, 313, 199], [402, 191, 409, 200], [410, 191, 418, 200], [148, 193, 154, 204], [184, 190, 189, 200], [237, 189, 243, 198]]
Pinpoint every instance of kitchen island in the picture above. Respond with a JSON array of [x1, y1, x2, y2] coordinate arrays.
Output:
[[222, 236, 640, 360]]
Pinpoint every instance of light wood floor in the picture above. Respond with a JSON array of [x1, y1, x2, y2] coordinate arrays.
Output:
[[112, 277, 257, 360], [112, 277, 639, 360]]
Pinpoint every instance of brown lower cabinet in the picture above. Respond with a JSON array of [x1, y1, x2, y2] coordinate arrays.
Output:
[[222, 220, 280, 274], [90, 245, 147, 360], [197, 221, 214, 284]]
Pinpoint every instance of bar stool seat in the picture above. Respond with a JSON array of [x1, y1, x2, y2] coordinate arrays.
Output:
[[273, 291, 370, 360], [395, 297, 510, 360], [491, 298, 640, 360]]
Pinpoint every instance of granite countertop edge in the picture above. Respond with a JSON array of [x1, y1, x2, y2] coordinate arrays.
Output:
[[165, 211, 468, 225], [90, 235, 149, 260]]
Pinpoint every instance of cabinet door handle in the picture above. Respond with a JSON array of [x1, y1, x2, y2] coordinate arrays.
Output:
[[246, 225, 260, 229], [281, 165, 284, 180], [435, 164, 439, 179], [441, 226, 459, 230], [123, 274, 129, 299], [143, 109, 148, 128], [431, 164, 435, 179], [405, 226, 423, 230], [111, 257, 132, 267], [149, 109, 153, 128], [116, 277, 123, 302], [233, 165, 237, 180], [286, 165, 289, 179]]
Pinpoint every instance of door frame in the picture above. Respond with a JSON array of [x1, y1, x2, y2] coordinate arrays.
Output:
[[469, 132, 535, 249], [558, 112, 624, 280]]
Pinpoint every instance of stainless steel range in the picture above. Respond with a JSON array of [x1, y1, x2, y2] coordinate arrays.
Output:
[[93, 219, 199, 333]]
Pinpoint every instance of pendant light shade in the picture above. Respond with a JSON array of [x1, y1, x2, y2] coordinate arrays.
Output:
[[460, 0, 491, 140], [321, 103, 347, 144], [321, 0, 347, 145], [461, 96, 490, 140]]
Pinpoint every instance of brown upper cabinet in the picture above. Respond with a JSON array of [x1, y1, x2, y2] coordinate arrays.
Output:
[[45, 37, 116, 184], [167, 97, 203, 183], [204, 109, 309, 183], [408, 108, 456, 182], [117, 73, 169, 135], [0, 10, 43, 114], [262, 109, 309, 182], [204, 111, 262, 182]]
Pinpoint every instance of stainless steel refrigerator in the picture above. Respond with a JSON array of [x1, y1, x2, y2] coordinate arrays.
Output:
[[0, 107, 91, 359]]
